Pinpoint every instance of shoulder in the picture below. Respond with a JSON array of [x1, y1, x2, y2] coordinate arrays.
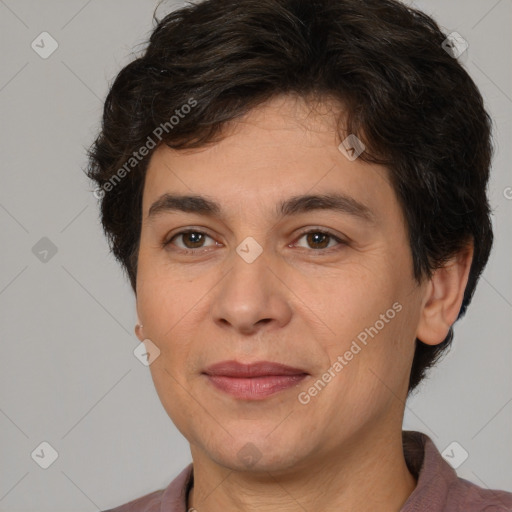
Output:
[[447, 477, 512, 512], [402, 431, 512, 512], [100, 464, 193, 512]]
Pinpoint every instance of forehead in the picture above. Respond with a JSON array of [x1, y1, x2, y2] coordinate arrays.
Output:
[[142, 95, 396, 222]]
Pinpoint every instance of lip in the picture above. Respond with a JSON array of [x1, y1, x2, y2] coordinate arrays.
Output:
[[203, 361, 308, 400], [204, 360, 308, 377]]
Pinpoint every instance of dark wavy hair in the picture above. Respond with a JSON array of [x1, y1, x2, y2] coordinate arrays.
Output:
[[86, 0, 494, 393]]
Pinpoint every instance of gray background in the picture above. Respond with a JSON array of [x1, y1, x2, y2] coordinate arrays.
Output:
[[0, 0, 511, 510]]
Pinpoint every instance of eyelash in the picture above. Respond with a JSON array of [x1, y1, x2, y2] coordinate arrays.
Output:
[[163, 228, 347, 255]]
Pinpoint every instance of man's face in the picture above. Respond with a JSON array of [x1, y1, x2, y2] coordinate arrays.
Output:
[[136, 95, 426, 472]]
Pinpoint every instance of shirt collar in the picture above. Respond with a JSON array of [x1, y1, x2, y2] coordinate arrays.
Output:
[[400, 430, 458, 511]]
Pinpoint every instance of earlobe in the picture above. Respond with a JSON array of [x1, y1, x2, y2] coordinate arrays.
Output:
[[135, 321, 144, 341], [416, 242, 474, 346], [134, 307, 145, 341]]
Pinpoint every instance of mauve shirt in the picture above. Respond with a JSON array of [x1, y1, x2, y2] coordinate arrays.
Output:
[[102, 431, 512, 512]]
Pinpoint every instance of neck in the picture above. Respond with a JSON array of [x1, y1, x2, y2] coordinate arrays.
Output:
[[188, 428, 417, 512]]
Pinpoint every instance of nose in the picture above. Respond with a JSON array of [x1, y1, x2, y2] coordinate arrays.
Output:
[[209, 249, 293, 336]]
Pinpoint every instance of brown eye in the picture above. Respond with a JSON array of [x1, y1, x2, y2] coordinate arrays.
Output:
[[180, 232, 207, 248], [166, 230, 217, 251], [294, 230, 346, 251], [305, 232, 330, 249]]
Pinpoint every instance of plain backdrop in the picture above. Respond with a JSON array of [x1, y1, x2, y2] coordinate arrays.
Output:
[[0, 0, 511, 510]]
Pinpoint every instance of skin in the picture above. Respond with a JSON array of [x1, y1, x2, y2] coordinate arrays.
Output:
[[134, 94, 473, 512]]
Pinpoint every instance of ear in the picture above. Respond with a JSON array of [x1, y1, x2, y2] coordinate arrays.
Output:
[[416, 241, 474, 346]]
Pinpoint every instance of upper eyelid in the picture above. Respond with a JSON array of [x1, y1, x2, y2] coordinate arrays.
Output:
[[294, 227, 344, 239], [165, 229, 218, 247]]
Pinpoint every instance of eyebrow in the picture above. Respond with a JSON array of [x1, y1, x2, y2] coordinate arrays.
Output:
[[147, 192, 375, 223]]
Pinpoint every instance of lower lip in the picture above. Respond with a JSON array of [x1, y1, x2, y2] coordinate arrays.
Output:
[[206, 374, 307, 400]]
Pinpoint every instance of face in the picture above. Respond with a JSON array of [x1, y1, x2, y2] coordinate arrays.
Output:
[[136, 94, 427, 473]]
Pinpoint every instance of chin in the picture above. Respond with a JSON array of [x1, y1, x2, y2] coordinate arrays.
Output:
[[203, 431, 312, 474]]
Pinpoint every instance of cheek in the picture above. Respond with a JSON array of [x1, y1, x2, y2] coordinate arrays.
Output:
[[309, 303, 416, 438], [316, 271, 416, 389], [147, 360, 194, 438], [350, 296, 419, 401], [313, 269, 397, 340], [136, 258, 195, 337]]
